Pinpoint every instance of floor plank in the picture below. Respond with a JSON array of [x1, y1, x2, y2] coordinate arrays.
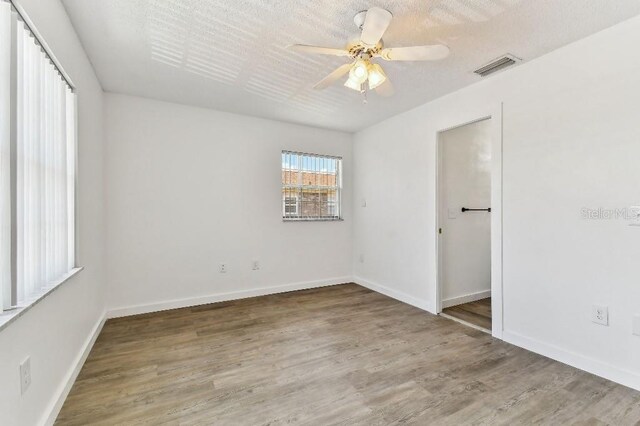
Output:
[[443, 297, 492, 330], [56, 284, 640, 425]]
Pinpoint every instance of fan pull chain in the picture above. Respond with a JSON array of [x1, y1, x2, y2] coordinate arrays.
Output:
[[360, 84, 368, 104]]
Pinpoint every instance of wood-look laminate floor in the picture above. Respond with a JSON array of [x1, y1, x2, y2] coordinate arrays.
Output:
[[56, 284, 640, 425], [442, 298, 492, 331]]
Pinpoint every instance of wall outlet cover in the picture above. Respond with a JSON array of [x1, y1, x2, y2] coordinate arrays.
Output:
[[219, 263, 227, 273], [592, 305, 609, 326], [20, 357, 31, 395]]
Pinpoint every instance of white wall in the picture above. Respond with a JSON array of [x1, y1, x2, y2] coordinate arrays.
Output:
[[0, 0, 106, 425], [439, 119, 492, 306], [104, 93, 352, 315], [353, 15, 640, 390]]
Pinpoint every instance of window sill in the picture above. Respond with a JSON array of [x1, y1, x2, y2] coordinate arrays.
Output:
[[283, 218, 344, 222], [0, 267, 84, 332]]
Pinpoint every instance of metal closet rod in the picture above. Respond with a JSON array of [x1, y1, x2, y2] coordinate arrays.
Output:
[[461, 207, 491, 213]]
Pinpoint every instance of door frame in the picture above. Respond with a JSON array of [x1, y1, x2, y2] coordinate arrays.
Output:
[[435, 104, 503, 339]]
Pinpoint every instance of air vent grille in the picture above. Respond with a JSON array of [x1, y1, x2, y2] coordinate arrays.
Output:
[[474, 55, 519, 77]]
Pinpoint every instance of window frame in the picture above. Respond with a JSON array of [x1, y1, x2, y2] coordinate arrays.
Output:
[[281, 150, 343, 222], [283, 196, 299, 217], [0, 0, 80, 330]]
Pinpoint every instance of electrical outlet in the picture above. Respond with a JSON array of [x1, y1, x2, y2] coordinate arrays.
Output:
[[20, 357, 31, 395], [633, 315, 640, 336], [592, 305, 609, 326], [219, 263, 227, 273], [252, 261, 260, 270]]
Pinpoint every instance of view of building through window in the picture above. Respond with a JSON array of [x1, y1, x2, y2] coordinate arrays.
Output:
[[281, 151, 341, 221]]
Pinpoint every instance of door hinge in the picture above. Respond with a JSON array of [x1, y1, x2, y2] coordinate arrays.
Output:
[[439, 228, 442, 234]]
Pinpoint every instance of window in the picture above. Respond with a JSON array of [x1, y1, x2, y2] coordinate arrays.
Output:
[[283, 196, 298, 216], [281, 151, 342, 221], [0, 1, 77, 314]]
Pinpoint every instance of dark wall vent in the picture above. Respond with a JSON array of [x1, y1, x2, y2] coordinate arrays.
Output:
[[474, 55, 520, 77]]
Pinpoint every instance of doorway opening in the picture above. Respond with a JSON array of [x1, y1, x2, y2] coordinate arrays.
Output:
[[437, 118, 493, 332]]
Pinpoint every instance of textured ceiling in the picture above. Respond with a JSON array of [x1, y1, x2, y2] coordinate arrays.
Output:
[[62, 0, 640, 132]]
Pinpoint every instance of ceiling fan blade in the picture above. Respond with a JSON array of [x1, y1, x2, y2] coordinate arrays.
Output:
[[374, 79, 394, 97], [313, 63, 353, 90], [379, 44, 450, 61], [360, 7, 392, 46], [287, 44, 350, 57]]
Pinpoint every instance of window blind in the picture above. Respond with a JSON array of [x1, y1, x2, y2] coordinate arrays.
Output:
[[0, 0, 76, 311], [281, 151, 342, 221]]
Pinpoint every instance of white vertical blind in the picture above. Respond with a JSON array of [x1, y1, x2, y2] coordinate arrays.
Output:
[[65, 89, 75, 272], [0, 1, 76, 313], [0, 1, 11, 311], [13, 14, 75, 304]]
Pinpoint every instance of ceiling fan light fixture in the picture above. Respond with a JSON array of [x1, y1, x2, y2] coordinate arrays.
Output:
[[291, 8, 452, 96], [367, 63, 387, 90], [344, 75, 362, 91], [349, 59, 369, 84]]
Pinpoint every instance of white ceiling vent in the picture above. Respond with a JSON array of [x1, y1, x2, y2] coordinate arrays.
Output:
[[474, 54, 520, 77]]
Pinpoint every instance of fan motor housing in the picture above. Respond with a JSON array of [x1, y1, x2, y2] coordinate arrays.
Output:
[[346, 41, 383, 58]]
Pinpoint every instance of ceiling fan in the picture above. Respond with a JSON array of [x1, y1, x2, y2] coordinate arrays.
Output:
[[287, 7, 450, 97]]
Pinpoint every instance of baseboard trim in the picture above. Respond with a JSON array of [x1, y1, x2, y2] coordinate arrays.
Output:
[[442, 290, 491, 308], [353, 276, 434, 314], [106, 277, 353, 319], [43, 313, 106, 426], [503, 330, 640, 392]]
